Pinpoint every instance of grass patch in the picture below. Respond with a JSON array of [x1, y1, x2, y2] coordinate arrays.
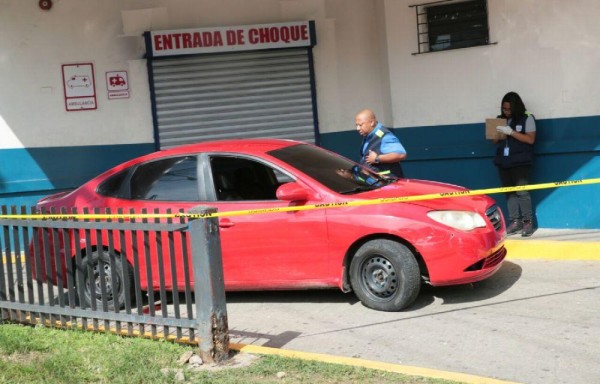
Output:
[[0, 323, 461, 383]]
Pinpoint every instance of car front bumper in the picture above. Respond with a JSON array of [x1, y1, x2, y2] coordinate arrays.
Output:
[[413, 227, 507, 286]]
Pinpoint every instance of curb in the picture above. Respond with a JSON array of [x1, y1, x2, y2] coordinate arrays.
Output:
[[230, 343, 521, 384]]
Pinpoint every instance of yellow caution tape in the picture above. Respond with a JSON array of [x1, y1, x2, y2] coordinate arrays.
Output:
[[0, 177, 598, 221]]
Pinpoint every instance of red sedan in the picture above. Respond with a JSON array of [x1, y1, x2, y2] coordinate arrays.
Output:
[[35, 139, 506, 311]]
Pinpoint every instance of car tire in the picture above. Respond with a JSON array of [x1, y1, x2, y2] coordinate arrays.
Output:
[[349, 239, 421, 311], [77, 249, 132, 311]]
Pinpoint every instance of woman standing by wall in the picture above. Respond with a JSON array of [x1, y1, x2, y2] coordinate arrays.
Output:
[[494, 92, 537, 237]]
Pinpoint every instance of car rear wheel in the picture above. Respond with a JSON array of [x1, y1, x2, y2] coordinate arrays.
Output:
[[77, 249, 132, 311], [349, 239, 421, 311]]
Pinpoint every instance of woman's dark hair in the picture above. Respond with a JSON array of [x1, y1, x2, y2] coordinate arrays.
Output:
[[501, 91, 526, 120]]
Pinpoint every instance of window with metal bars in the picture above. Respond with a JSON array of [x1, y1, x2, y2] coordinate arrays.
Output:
[[411, 0, 493, 55]]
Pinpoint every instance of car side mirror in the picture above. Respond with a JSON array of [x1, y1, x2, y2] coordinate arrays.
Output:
[[276, 182, 310, 202]]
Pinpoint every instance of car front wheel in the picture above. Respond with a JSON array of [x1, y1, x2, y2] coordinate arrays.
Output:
[[77, 249, 132, 311], [349, 239, 421, 311]]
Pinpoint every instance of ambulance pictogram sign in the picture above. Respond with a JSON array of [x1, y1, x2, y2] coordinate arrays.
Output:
[[106, 71, 130, 99], [62, 63, 97, 111]]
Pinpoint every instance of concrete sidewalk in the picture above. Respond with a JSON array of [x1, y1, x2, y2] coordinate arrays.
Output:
[[521, 228, 600, 242]]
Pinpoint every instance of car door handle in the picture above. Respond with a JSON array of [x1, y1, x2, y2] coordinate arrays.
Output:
[[219, 219, 235, 228]]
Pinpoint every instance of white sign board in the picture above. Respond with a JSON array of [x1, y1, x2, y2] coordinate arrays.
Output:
[[149, 21, 315, 56], [106, 70, 130, 99], [62, 63, 97, 111]]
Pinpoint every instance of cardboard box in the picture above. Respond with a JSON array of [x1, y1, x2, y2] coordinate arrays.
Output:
[[485, 118, 508, 140]]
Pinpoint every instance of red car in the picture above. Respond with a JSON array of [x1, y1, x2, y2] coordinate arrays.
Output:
[[35, 139, 506, 311]]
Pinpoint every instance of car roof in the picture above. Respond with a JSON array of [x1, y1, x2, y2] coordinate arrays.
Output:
[[166, 138, 299, 154], [87, 139, 307, 186], [168, 138, 300, 153], [129, 138, 305, 164]]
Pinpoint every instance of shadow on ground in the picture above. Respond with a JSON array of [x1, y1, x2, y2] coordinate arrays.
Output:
[[410, 261, 523, 309], [225, 261, 523, 312]]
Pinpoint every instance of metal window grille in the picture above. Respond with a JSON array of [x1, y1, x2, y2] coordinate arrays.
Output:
[[410, 0, 494, 55]]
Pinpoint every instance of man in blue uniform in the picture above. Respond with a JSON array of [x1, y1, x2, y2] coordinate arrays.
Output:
[[355, 109, 407, 178]]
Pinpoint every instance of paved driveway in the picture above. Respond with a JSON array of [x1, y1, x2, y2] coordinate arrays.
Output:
[[226, 259, 600, 384]]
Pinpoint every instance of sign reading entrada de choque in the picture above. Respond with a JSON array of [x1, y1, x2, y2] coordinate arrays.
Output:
[[147, 21, 315, 56]]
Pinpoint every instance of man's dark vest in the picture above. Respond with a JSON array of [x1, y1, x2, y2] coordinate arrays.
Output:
[[494, 113, 535, 168], [360, 126, 404, 178]]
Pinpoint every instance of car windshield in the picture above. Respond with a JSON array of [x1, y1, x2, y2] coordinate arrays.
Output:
[[268, 144, 397, 194]]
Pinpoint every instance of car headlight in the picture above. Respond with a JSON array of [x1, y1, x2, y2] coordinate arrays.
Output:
[[427, 210, 487, 231]]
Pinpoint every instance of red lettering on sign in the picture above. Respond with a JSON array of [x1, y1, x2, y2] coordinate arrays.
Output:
[[203, 31, 213, 46], [213, 31, 224, 46], [182, 33, 192, 48], [290, 26, 301, 41], [248, 28, 258, 44], [226, 29, 245, 45], [247, 25, 309, 45], [155, 31, 225, 50], [172, 33, 183, 49], [157, 34, 172, 50], [300, 24, 308, 40], [260, 27, 271, 42], [155, 24, 309, 52], [193, 32, 202, 47]]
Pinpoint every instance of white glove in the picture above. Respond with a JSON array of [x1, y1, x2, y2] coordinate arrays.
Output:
[[496, 126, 513, 136]]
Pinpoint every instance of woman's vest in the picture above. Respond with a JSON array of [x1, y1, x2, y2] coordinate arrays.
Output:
[[360, 126, 405, 178], [493, 113, 535, 168]]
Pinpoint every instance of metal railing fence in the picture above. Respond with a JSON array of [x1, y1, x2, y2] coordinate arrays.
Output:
[[0, 205, 228, 363]]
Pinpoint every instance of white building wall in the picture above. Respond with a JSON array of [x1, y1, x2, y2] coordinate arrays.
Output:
[[0, 0, 390, 149], [0, 0, 152, 149], [384, 0, 600, 128], [4, 0, 597, 143], [316, 0, 392, 131]]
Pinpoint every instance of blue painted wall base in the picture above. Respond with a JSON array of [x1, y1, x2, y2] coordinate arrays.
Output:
[[1, 116, 598, 228], [0, 143, 155, 208], [321, 116, 600, 229]]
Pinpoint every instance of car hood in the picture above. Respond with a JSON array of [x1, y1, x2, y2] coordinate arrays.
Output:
[[357, 179, 494, 211]]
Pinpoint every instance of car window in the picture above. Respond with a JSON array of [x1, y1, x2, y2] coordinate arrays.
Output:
[[267, 143, 392, 194], [130, 156, 199, 201], [210, 156, 285, 201], [97, 168, 130, 198], [273, 168, 294, 184]]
